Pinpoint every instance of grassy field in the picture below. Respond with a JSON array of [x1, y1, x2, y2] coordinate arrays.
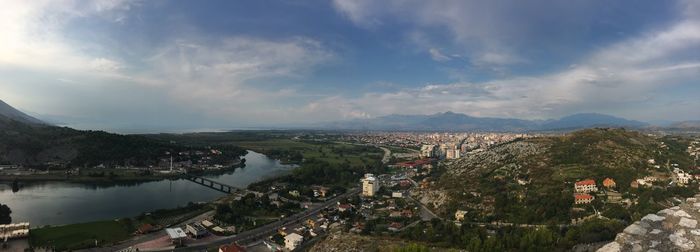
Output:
[[235, 139, 382, 166], [30, 219, 133, 250]]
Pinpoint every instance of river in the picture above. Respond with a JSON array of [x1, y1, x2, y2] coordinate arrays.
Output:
[[0, 151, 295, 227]]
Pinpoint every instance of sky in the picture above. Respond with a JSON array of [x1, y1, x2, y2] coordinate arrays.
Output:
[[0, 0, 699, 132]]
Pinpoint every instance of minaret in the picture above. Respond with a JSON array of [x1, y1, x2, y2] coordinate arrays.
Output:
[[170, 154, 173, 173]]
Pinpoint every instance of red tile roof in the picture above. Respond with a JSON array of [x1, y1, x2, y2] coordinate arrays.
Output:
[[603, 178, 616, 187], [389, 222, 403, 229], [574, 194, 593, 200], [575, 179, 596, 186], [219, 243, 246, 252]]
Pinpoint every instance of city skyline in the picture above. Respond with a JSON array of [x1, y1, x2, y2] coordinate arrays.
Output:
[[1, 0, 699, 132]]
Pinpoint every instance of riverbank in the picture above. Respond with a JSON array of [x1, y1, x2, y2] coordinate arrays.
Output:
[[30, 203, 213, 251], [0, 161, 244, 184]]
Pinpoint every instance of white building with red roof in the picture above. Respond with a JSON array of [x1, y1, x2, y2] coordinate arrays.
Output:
[[574, 179, 598, 193], [574, 194, 594, 204]]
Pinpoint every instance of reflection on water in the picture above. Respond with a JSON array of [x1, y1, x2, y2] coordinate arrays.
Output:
[[0, 151, 295, 227]]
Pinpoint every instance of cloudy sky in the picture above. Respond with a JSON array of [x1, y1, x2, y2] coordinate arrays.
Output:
[[1, 0, 699, 132]]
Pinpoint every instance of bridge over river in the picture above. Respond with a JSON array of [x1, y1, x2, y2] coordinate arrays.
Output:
[[184, 175, 256, 196]]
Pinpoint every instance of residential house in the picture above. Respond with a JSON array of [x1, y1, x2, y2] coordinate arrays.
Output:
[[574, 179, 598, 193], [305, 218, 317, 229], [388, 222, 403, 232], [284, 233, 304, 251], [455, 210, 468, 221], [312, 186, 329, 198], [338, 203, 353, 212], [186, 223, 207, 238], [574, 194, 594, 204], [602, 178, 616, 189]]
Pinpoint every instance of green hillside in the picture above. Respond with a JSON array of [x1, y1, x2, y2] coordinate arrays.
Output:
[[431, 128, 697, 225]]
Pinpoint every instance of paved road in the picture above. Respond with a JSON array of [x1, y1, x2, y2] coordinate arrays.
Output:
[[97, 188, 360, 252], [406, 195, 439, 221], [81, 211, 216, 252], [169, 187, 360, 251]]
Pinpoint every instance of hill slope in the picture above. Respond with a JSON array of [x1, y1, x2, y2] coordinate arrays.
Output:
[[421, 128, 695, 225], [0, 99, 45, 125], [0, 101, 245, 168], [669, 120, 700, 130]]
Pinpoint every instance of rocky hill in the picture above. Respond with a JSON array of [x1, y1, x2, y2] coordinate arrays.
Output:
[[598, 195, 700, 252], [309, 230, 454, 252], [419, 128, 695, 224]]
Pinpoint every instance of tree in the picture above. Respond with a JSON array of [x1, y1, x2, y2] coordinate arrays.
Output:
[[0, 204, 11, 224]]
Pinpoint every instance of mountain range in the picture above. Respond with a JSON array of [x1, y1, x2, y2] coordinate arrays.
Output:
[[668, 120, 700, 130], [0, 99, 694, 132], [321, 111, 649, 132]]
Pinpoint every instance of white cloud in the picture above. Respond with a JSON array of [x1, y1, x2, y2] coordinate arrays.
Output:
[[0, 0, 136, 74], [472, 51, 523, 66], [0, 1, 336, 127], [428, 48, 451, 62], [313, 2, 700, 121], [90, 58, 124, 72]]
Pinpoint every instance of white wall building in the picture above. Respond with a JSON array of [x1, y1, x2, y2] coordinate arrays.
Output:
[[420, 145, 436, 158], [285, 233, 304, 251]]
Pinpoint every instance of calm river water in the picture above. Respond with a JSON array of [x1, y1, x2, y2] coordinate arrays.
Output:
[[0, 151, 295, 227]]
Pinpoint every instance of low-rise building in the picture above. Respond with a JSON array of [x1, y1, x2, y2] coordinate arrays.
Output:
[[186, 223, 208, 238], [165, 228, 187, 245], [635, 176, 658, 187], [574, 179, 598, 193], [388, 222, 403, 232], [574, 194, 594, 204], [603, 178, 616, 189], [677, 171, 692, 185], [284, 233, 304, 251], [338, 203, 353, 212], [455, 210, 468, 221]]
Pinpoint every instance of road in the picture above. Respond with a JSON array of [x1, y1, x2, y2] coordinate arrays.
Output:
[[406, 195, 439, 221], [380, 147, 391, 164], [171, 187, 360, 251], [81, 211, 216, 252], [95, 188, 360, 252]]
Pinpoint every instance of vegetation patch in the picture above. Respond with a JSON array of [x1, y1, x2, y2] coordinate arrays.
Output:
[[30, 219, 134, 251]]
